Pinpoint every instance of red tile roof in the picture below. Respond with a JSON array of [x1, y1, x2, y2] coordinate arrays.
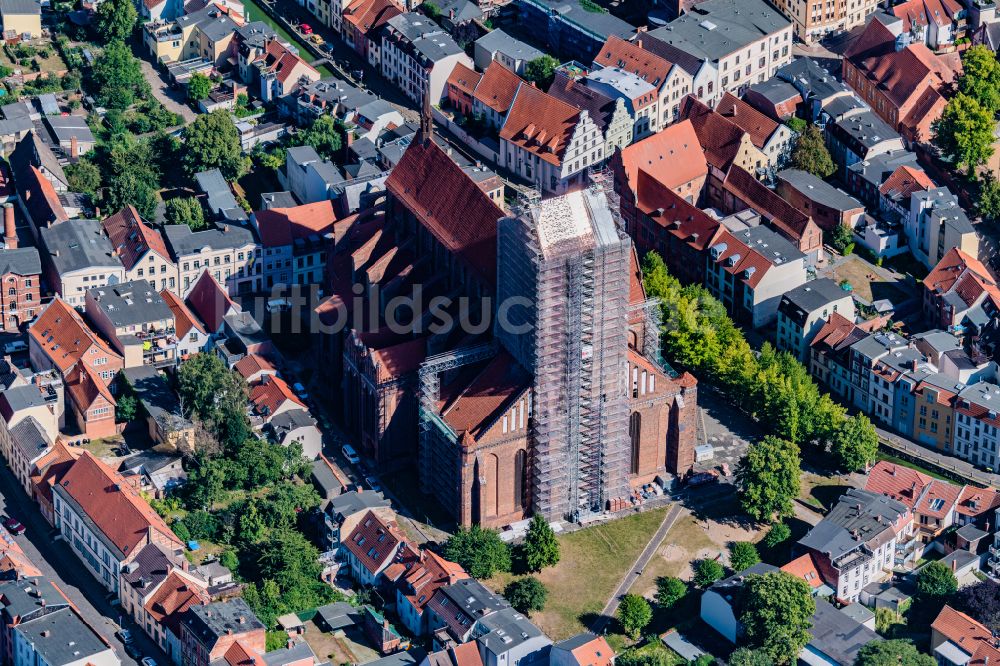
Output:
[[259, 39, 319, 85], [28, 297, 122, 374], [235, 354, 277, 382], [499, 82, 580, 167], [715, 93, 780, 150], [810, 313, 862, 352], [439, 351, 530, 442], [185, 271, 236, 332], [248, 375, 305, 417], [343, 0, 402, 37], [956, 485, 1000, 520], [708, 228, 774, 289], [618, 119, 707, 192], [781, 553, 825, 589], [65, 362, 115, 413], [368, 335, 427, 383], [864, 460, 933, 509], [161, 289, 207, 340], [925, 248, 1000, 309], [384, 136, 503, 287], [594, 36, 672, 92], [145, 571, 208, 632], [679, 95, 748, 172], [892, 0, 963, 30], [255, 201, 337, 248], [24, 166, 69, 227], [722, 166, 814, 245], [932, 605, 1000, 666], [921, 478, 963, 520], [101, 205, 171, 271], [447, 62, 481, 99], [221, 640, 262, 666], [343, 510, 407, 576], [565, 635, 614, 666], [473, 61, 522, 115], [879, 165, 935, 200], [633, 169, 720, 252], [400, 550, 467, 615], [30, 440, 82, 506], [58, 451, 181, 557]]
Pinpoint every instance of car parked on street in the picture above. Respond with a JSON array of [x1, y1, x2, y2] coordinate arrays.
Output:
[[341, 444, 360, 465], [3, 517, 25, 535]]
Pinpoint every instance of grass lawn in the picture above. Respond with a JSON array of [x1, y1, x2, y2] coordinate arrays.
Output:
[[799, 471, 849, 511], [877, 452, 954, 482], [485, 507, 669, 641], [631, 513, 714, 595], [0, 43, 69, 76], [81, 436, 123, 458], [832, 255, 909, 304]]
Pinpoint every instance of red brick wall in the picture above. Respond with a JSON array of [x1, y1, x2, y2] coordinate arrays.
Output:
[[0, 272, 40, 333]]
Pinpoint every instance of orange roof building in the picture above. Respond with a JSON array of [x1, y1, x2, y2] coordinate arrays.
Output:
[[253, 38, 321, 99], [248, 374, 305, 423], [932, 605, 1000, 666], [101, 205, 174, 281], [924, 247, 1000, 329], [552, 634, 615, 666], [613, 118, 707, 204], [28, 297, 124, 383], [342, 510, 409, 586]]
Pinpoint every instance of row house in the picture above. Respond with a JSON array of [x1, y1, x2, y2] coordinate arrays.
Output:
[[931, 606, 1000, 666], [842, 17, 961, 144], [143, 3, 242, 68], [252, 39, 322, 103], [0, 245, 41, 334], [101, 205, 178, 294], [775, 169, 865, 232], [395, 550, 467, 636], [234, 21, 278, 84], [28, 297, 125, 386], [380, 13, 472, 104], [252, 200, 338, 288], [923, 248, 1000, 334], [341, 510, 409, 587], [85, 280, 179, 369], [547, 69, 634, 158], [612, 118, 708, 207], [0, 378, 60, 493], [906, 187, 978, 271], [64, 363, 117, 439], [715, 93, 795, 175], [593, 35, 692, 129], [39, 219, 125, 308], [643, 0, 794, 108], [53, 451, 184, 593], [809, 313, 870, 403], [775, 278, 857, 363], [179, 599, 265, 666], [890, 0, 966, 51], [771, 0, 879, 44], [499, 81, 604, 194], [342, 0, 403, 67], [163, 223, 258, 297], [796, 488, 909, 603]]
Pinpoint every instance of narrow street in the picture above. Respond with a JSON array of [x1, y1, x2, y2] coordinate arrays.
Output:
[[0, 460, 167, 666]]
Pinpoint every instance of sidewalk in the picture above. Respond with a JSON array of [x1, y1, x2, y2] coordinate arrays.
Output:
[[876, 426, 1000, 488]]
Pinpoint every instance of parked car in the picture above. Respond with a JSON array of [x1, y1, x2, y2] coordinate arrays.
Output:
[[2, 339, 27, 354], [341, 444, 360, 465], [141, 658, 157, 666], [300, 23, 313, 34], [3, 517, 25, 535], [292, 382, 309, 400], [364, 476, 382, 493], [124, 643, 142, 660], [685, 470, 719, 488], [115, 629, 133, 644]]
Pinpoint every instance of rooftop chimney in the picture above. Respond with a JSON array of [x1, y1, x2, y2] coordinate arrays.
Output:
[[70, 135, 79, 159], [3, 203, 15, 250]]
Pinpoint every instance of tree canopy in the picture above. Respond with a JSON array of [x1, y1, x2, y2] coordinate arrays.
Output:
[[790, 124, 835, 178], [187, 73, 212, 102], [934, 93, 996, 176], [831, 413, 879, 471], [737, 436, 801, 522], [91, 41, 149, 110], [617, 594, 653, 639], [505, 577, 547, 615], [522, 514, 560, 572], [99, 134, 160, 220], [958, 45, 1000, 115], [65, 159, 102, 197], [854, 640, 935, 666], [951, 579, 1000, 634], [292, 115, 344, 162], [442, 526, 511, 578], [916, 561, 958, 600], [729, 648, 774, 666], [184, 111, 250, 180], [655, 576, 686, 609], [729, 541, 761, 572], [165, 196, 207, 231], [94, 0, 137, 43], [694, 558, 725, 588], [524, 55, 559, 90], [177, 352, 251, 453], [740, 572, 815, 665]]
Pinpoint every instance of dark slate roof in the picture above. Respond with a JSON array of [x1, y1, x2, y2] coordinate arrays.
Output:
[[0, 578, 69, 619], [263, 641, 317, 666], [476, 608, 548, 656], [182, 599, 264, 647], [386, 13, 464, 62], [847, 149, 919, 188], [0, 0, 40, 16], [121, 542, 176, 596], [88, 280, 173, 328], [518, 0, 635, 40], [809, 598, 882, 666], [777, 57, 848, 101], [235, 20, 276, 48], [195, 169, 240, 217], [45, 115, 95, 144], [779, 278, 852, 325], [14, 607, 110, 666], [163, 223, 255, 257], [646, 0, 789, 62], [8, 416, 51, 464], [746, 77, 801, 105], [11, 132, 65, 186], [315, 602, 359, 631], [40, 219, 119, 275], [799, 488, 907, 560], [831, 110, 901, 151], [822, 95, 866, 121], [363, 649, 426, 666], [0, 247, 41, 276], [270, 408, 317, 437], [326, 489, 390, 520], [777, 169, 863, 211]]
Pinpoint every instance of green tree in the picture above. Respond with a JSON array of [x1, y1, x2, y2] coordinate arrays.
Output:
[[165, 196, 207, 231], [617, 593, 652, 639], [790, 124, 835, 178], [828, 224, 855, 254], [253, 143, 286, 172], [220, 549, 240, 573], [854, 640, 935, 666], [100, 135, 160, 220], [763, 522, 792, 548], [177, 353, 251, 451], [422, 1, 441, 17], [617, 648, 674, 666], [874, 607, 904, 636], [958, 45, 1000, 115], [786, 117, 807, 133], [916, 561, 958, 601], [65, 159, 101, 197], [116, 394, 138, 422], [292, 115, 343, 162], [737, 436, 801, 522], [740, 572, 815, 665], [653, 576, 686, 610], [694, 559, 725, 588], [183, 111, 249, 180], [442, 526, 511, 578], [934, 93, 996, 176], [237, 499, 268, 544], [729, 541, 761, 572], [524, 55, 559, 90], [171, 520, 191, 542], [831, 413, 879, 471], [95, 0, 137, 42], [504, 577, 547, 615], [522, 514, 560, 572], [187, 73, 212, 102], [729, 649, 773, 666], [978, 173, 1000, 223], [92, 41, 149, 109]]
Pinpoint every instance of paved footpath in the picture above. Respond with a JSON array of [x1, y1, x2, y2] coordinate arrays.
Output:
[[591, 503, 684, 634]]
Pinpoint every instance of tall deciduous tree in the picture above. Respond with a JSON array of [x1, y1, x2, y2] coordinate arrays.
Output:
[[92, 41, 148, 109], [729, 541, 761, 572], [831, 413, 879, 471], [934, 93, 996, 176], [916, 561, 958, 600], [101, 134, 160, 220], [184, 111, 249, 180], [524, 55, 559, 90], [790, 124, 835, 178], [655, 576, 686, 609], [854, 640, 935, 666], [737, 436, 801, 522], [729, 649, 773, 666], [505, 577, 547, 615], [442, 526, 511, 578], [951, 579, 1000, 633], [522, 514, 560, 572], [740, 572, 815, 665], [959, 45, 1000, 115], [292, 115, 343, 162], [617, 594, 652, 639], [694, 559, 725, 587], [177, 352, 251, 451], [95, 0, 137, 42], [165, 196, 207, 231], [187, 73, 212, 102], [65, 159, 101, 196]]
